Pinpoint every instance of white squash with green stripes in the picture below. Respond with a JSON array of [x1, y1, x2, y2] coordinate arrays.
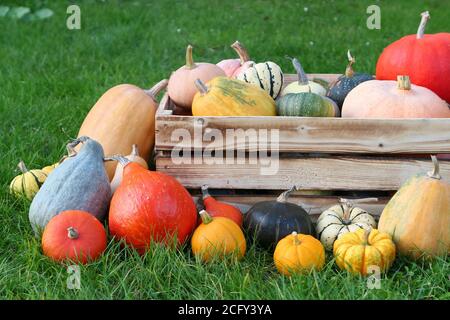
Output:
[[316, 199, 377, 250], [236, 61, 283, 99]]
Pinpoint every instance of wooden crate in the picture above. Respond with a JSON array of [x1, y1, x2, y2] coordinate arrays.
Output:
[[155, 73, 450, 220]]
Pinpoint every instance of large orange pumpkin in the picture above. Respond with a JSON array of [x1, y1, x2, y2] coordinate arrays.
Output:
[[42, 210, 107, 264], [108, 156, 197, 253], [342, 75, 450, 118], [378, 156, 450, 259], [77, 79, 168, 180]]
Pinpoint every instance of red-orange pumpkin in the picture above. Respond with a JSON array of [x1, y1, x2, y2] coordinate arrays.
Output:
[[199, 185, 243, 227], [42, 210, 107, 264], [376, 11, 450, 103], [108, 157, 197, 253]]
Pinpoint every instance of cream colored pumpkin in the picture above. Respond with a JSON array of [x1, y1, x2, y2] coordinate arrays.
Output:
[[281, 57, 326, 96], [236, 61, 283, 99], [316, 198, 377, 250], [342, 75, 450, 118]]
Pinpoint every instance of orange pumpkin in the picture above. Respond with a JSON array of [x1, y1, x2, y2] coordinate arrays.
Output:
[[274, 232, 325, 276], [77, 79, 168, 180], [342, 75, 450, 118], [42, 210, 107, 264], [167, 45, 225, 109], [191, 210, 246, 262]]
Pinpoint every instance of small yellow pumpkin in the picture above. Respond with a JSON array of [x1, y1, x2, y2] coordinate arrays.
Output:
[[10, 161, 48, 200], [110, 144, 148, 193], [274, 231, 325, 276], [192, 77, 276, 116], [333, 229, 396, 276], [191, 210, 246, 262], [378, 156, 449, 259]]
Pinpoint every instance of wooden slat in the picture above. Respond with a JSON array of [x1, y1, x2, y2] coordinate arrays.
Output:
[[191, 194, 388, 222], [155, 116, 450, 153], [156, 155, 450, 190]]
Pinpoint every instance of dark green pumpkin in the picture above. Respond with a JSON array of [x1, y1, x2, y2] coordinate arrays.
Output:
[[326, 51, 374, 108], [244, 187, 315, 249], [276, 92, 339, 117]]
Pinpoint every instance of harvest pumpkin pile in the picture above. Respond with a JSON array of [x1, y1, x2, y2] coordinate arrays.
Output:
[[9, 11, 449, 277]]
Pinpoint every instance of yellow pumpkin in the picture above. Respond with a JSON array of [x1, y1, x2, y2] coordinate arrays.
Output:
[[191, 77, 276, 116], [77, 79, 168, 180], [378, 156, 449, 259], [110, 144, 148, 193], [333, 229, 396, 275], [191, 210, 246, 262], [274, 232, 325, 276], [10, 161, 48, 200]]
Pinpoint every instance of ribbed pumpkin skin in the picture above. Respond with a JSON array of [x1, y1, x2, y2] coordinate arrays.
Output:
[[77, 84, 157, 180], [109, 163, 197, 253], [244, 201, 314, 249], [42, 210, 107, 264], [378, 174, 450, 259], [236, 61, 283, 99], [342, 80, 450, 118], [333, 229, 396, 275], [192, 216, 246, 262], [327, 73, 374, 108], [274, 233, 325, 276], [10, 167, 47, 200], [192, 77, 276, 116], [276, 93, 339, 117], [29, 138, 111, 235]]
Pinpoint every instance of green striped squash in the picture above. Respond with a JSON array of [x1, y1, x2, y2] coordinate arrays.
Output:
[[276, 92, 340, 117]]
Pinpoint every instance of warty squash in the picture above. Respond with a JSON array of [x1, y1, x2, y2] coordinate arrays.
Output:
[[342, 75, 450, 118], [10, 161, 48, 200], [29, 137, 111, 235], [217, 41, 254, 77], [274, 231, 325, 276], [378, 156, 449, 259], [168, 45, 225, 109], [281, 57, 326, 96], [191, 210, 246, 262], [77, 79, 168, 180], [333, 228, 396, 275], [192, 77, 276, 116]]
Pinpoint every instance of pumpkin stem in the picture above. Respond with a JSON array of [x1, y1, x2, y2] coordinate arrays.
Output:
[[397, 75, 411, 90], [194, 79, 209, 95], [276, 186, 299, 203], [416, 11, 430, 39], [286, 56, 309, 86], [131, 144, 140, 157], [292, 231, 301, 245], [345, 50, 355, 78], [185, 45, 196, 69], [17, 160, 29, 173], [144, 79, 169, 102], [199, 209, 213, 224], [231, 41, 250, 64], [427, 155, 441, 180], [340, 198, 378, 222], [66, 136, 89, 157], [201, 184, 211, 200], [104, 155, 131, 166], [67, 227, 79, 239]]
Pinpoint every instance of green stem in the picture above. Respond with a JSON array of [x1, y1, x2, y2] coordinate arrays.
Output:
[[199, 210, 213, 224], [345, 50, 355, 78], [185, 45, 195, 69]]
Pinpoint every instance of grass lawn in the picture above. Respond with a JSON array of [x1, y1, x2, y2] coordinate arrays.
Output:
[[0, 0, 449, 299]]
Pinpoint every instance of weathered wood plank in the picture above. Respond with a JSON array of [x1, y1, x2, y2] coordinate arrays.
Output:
[[156, 156, 450, 190], [155, 116, 450, 153], [191, 194, 388, 222]]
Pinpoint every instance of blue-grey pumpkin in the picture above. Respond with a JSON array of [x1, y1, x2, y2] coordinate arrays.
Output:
[[29, 136, 111, 235], [326, 50, 374, 108]]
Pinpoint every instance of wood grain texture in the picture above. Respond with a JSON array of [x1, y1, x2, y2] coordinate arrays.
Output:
[[156, 155, 450, 190]]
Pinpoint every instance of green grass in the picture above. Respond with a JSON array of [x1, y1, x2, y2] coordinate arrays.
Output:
[[0, 0, 449, 299]]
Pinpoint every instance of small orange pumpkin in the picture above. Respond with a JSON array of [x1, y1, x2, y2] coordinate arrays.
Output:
[[274, 231, 325, 276], [191, 210, 246, 262], [168, 45, 225, 109], [42, 210, 107, 264]]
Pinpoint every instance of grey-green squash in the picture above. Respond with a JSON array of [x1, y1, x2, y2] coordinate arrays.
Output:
[[276, 92, 340, 117], [29, 136, 111, 235]]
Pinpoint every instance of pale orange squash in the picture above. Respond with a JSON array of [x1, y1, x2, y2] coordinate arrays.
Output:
[[342, 75, 450, 118], [77, 79, 168, 180], [378, 156, 450, 259]]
